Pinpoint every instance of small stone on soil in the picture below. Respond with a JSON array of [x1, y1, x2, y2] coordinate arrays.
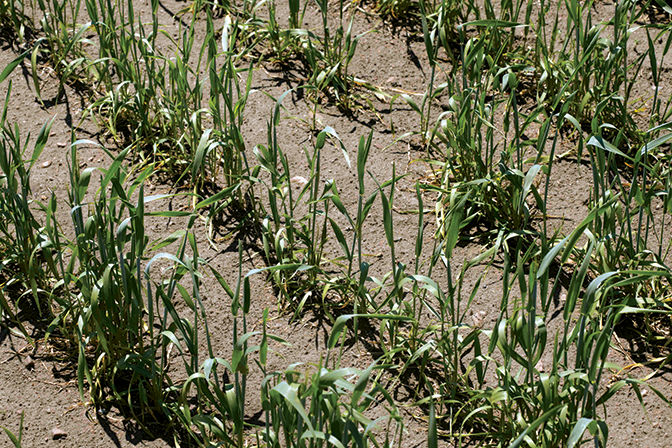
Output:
[[290, 176, 308, 187], [472, 311, 487, 328], [51, 428, 67, 439], [42, 160, 52, 168], [23, 355, 34, 370], [56, 142, 66, 148]]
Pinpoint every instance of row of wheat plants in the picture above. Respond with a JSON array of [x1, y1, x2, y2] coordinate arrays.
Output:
[[1, 0, 672, 447]]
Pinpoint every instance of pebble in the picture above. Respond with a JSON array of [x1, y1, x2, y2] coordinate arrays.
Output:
[[51, 428, 67, 440], [290, 176, 309, 187], [23, 355, 35, 370], [56, 142, 66, 148], [42, 160, 52, 168], [472, 310, 487, 328]]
